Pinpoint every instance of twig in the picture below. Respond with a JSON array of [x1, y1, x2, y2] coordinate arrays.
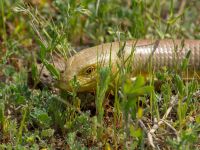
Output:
[[177, 0, 187, 16], [150, 95, 178, 134], [161, 119, 178, 137], [138, 119, 155, 148], [145, 89, 200, 148], [137, 95, 178, 149]]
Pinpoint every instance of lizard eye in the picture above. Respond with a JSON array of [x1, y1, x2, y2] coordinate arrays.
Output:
[[85, 66, 95, 75]]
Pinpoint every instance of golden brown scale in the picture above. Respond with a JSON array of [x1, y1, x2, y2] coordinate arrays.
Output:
[[57, 39, 200, 92]]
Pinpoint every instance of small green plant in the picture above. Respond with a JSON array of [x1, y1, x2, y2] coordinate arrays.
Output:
[[96, 66, 111, 139]]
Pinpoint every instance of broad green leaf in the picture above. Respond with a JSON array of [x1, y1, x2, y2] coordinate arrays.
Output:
[[125, 85, 153, 95], [130, 125, 142, 138], [38, 40, 47, 61], [124, 76, 147, 94], [43, 60, 60, 80]]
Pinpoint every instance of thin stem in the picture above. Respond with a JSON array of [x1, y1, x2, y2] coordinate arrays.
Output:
[[0, 0, 6, 40]]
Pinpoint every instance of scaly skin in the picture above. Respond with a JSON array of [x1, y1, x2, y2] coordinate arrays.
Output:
[[57, 39, 200, 92]]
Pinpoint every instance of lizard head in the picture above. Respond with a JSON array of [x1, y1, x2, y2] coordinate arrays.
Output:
[[56, 43, 118, 92]]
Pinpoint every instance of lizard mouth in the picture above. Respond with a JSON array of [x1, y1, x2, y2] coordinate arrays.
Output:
[[55, 77, 97, 92], [78, 80, 96, 92]]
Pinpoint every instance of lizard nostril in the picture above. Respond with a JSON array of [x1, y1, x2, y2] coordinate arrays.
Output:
[[42, 73, 49, 78]]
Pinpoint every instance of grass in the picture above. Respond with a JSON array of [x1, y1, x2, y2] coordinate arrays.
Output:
[[0, 0, 200, 149]]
